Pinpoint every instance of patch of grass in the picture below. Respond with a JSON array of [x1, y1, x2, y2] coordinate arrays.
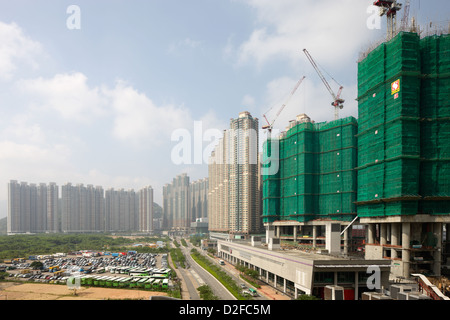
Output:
[[190, 249, 251, 300]]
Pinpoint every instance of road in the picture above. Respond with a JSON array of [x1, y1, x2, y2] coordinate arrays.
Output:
[[172, 237, 282, 301], [179, 240, 236, 300], [189, 242, 269, 301], [170, 237, 235, 300]]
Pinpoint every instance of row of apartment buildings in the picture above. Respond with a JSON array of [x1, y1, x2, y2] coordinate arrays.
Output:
[[7, 180, 154, 234], [162, 175, 208, 232]]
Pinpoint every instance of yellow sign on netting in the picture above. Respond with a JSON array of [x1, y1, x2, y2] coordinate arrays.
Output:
[[391, 79, 400, 95]]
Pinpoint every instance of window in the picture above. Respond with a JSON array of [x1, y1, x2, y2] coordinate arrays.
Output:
[[337, 272, 354, 284], [314, 272, 334, 284]]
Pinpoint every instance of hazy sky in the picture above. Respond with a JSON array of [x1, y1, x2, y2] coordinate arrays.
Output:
[[0, 0, 448, 217]]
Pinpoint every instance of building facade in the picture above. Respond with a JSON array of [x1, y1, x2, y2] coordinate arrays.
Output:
[[190, 178, 208, 222], [208, 135, 230, 233], [208, 111, 262, 237], [357, 31, 450, 278], [163, 173, 190, 232], [105, 188, 139, 232], [139, 186, 154, 233], [8, 180, 152, 234], [7, 180, 59, 234], [46, 182, 59, 233]]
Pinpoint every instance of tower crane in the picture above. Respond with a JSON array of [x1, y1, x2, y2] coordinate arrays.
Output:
[[373, 0, 403, 39], [262, 76, 306, 136], [303, 49, 344, 121], [400, 0, 411, 31]]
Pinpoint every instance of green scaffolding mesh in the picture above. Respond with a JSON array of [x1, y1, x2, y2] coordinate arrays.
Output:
[[263, 32, 449, 222], [262, 117, 357, 223], [357, 31, 450, 217]]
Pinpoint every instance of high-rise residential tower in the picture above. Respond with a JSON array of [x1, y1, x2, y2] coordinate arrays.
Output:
[[105, 188, 139, 232], [8, 180, 151, 234], [139, 186, 154, 233], [190, 178, 208, 222], [7, 180, 58, 234], [163, 173, 190, 232], [208, 111, 261, 237], [208, 135, 230, 233], [7, 180, 24, 234], [46, 182, 59, 233]]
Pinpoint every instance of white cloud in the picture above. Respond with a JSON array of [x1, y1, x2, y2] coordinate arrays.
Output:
[[168, 37, 203, 55], [235, 0, 374, 69], [0, 21, 43, 80], [18, 72, 107, 124], [105, 80, 194, 146], [16, 72, 206, 147], [2, 114, 46, 144]]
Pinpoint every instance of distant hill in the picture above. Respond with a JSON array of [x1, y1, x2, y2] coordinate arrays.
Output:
[[153, 202, 163, 219], [0, 203, 163, 235]]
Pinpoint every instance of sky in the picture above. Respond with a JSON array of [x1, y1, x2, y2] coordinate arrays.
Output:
[[0, 0, 448, 218]]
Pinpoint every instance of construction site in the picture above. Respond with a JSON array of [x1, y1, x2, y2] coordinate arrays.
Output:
[[257, 0, 450, 300]]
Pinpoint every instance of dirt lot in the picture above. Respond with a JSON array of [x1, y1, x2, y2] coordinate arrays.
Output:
[[0, 281, 168, 300]]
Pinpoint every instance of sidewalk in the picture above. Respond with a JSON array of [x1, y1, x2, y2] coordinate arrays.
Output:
[[257, 284, 291, 300], [210, 254, 292, 300]]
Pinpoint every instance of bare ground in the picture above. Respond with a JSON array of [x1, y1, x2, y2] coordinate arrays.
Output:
[[0, 281, 168, 300]]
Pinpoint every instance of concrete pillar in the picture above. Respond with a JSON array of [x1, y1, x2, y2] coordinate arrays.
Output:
[[368, 224, 376, 244], [434, 223, 442, 276], [293, 226, 297, 242], [402, 222, 411, 278], [380, 223, 387, 246], [283, 278, 287, 293], [313, 226, 317, 248], [391, 223, 399, 259], [326, 223, 341, 254], [266, 225, 275, 244], [386, 223, 391, 243], [276, 226, 280, 238], [343, 228, 349, 255], [354, 271, 359, 300], [274, 274, 277, 288]]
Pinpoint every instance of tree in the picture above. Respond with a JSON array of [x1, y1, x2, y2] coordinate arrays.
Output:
[[30, 261, 43, 270], [296, 294, 320, 300]]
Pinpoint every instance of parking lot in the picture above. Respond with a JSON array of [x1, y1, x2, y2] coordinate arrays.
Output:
[[3, 251, 168, 285]]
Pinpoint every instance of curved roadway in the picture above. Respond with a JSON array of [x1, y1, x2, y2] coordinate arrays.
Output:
[[172, 238, 235, 300]]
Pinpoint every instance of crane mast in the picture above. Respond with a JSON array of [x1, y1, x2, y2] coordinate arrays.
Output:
[[303, 49, 344, 120], [373, 0, 403, 40], [262, 76, 306, 135], [400, 0, 410, 31]]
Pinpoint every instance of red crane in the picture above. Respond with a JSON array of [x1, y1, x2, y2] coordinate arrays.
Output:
[[373, 0, 403, 39], [303, 49, 344, 121]]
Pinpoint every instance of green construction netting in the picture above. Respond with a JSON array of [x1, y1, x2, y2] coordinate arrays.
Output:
[[262, 117, 357, 223], [356, 32, 450, 217], [262, 32, 449, 222]]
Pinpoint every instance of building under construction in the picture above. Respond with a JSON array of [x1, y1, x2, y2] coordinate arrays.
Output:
[[262, 114, 358, 255], [261, 30, 450, 281], [357, 30, 450, 279]]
